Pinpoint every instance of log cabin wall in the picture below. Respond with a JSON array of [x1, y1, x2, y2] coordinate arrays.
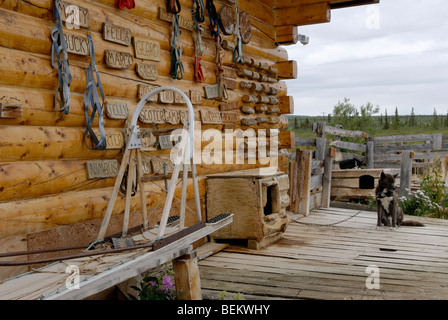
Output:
[[0, 0, 378, 242]]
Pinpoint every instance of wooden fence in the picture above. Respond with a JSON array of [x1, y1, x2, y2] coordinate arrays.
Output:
[[288, 123, 448, 206]]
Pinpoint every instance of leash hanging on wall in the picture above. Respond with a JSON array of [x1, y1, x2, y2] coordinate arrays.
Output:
[[51, 0, 72, 115], [83, 35, 107, 150]]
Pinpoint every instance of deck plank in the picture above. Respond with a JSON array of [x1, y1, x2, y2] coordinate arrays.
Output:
[[198, 208, 448, 300]]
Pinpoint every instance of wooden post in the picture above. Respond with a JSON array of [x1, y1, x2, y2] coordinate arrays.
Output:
[[173, 251, 202, 300], [366, 139, 374, 169], [322, 148, 334, 208], [399, 151, 413, 198], [315, 137, 326, 161], [296, 149, 312, 216], [433, 133, 442, 150]]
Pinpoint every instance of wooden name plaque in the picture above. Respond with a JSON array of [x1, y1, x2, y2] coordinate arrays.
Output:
[[158, 7, 194, 31], [103, 23, 131, 46], [136, 63, 158, 81], [139, 106, 165, 124], [56, 1, 89, 29], [221, 112, 240, 123], [105, 101, 129, 120], [138, 84, 159, 101], [133, 36, 161, 61], [165, 109, 180, 124], [92, 130, 124, 149], [201, 110, 222, 124], [104, 50, 133, 69], [86, 160, 119, 179], [190, 90, 202, 105], [204, 85, 219, 99], [64, 33, 89, 56]]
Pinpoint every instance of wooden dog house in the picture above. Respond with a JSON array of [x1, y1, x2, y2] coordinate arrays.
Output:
[[206, 169, 290, 249]]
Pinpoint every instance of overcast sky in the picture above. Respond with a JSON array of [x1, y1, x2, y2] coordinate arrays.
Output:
[[284, 0, 448, 117]]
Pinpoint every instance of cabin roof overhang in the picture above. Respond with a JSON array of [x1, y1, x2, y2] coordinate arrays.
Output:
[[272, 0, 380, 44]]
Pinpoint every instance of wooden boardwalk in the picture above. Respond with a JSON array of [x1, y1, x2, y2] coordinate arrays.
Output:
[[198, 207, 448, 300]]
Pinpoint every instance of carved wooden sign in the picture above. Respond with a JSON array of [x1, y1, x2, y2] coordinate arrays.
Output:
[[189, 90, 202, 105], [139, 106, 165, 124], [221, 112, 240, 123], [104, 50, 133, 69], [133, 36, 161, 61], [136, 63, 158, 81], [152, 158, 175, 174], [158, 135, 173, 149], [92, 130, 124, 149], [64, 33, 89, 56], [158, 7, 194, 31], [201, 110, 222, 124], [103, 23, 131, 46], [105, 101, 129, 120], [159, 90, 174, 104], [219, 101, 239, 111], [204, 85, 219, 99], [138, 84, 159, 101], [56, 1, 89, 28], [165, 109, 180, 124], [86, 160, 119, 179], [174, 91, 189, 104]]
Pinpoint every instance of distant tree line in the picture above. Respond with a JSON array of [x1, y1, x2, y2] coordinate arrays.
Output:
[[288, 97, 448, 135]]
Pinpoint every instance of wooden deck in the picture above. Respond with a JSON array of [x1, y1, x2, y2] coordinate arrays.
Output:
[[198, 207, 448, 300]]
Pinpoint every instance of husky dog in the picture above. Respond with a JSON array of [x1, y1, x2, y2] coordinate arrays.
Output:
[[376, 171, 424, 228], [339, 158, 363, 169]]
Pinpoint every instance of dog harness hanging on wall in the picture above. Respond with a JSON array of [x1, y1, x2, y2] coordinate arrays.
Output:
[[51, 0, 72, 115], [83, 35, 107, 150]]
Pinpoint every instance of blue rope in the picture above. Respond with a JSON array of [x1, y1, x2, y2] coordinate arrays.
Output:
[[83, 35, 107, 150], [50, 0, 72, 115]]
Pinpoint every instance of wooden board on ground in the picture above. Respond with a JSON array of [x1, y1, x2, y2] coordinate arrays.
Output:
[[199, 207, 448, 300]]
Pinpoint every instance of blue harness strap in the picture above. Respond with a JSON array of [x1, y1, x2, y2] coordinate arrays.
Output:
[[50, 0, 72, 115], [83, 34, 107, 150]]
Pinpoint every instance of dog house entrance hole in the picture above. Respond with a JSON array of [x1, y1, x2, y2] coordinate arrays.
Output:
[[359, 175, 375, 189], [264, 183, 280, 216]]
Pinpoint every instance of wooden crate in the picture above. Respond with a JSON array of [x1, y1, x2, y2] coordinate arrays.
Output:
[[206, 169, 290, 249]]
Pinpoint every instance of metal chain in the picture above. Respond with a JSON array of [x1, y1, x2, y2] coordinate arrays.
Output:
[[291, 210, 363, 227]]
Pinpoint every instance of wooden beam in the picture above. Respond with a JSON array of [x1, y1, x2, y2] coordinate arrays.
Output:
[[173, 251, 202, 300], [279, 130, 295, 149], [330, 0, 380, 9], [275, 60, 298, 79], [274, 2, 330, 27], [275, 25, 298, 45], [278, 96, 294, 114]]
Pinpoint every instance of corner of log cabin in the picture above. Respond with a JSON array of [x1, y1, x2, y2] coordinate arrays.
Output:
[[0, 0, 380, 254]]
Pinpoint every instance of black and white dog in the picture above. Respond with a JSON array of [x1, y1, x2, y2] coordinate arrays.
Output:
[[339, 158, 363, 169]]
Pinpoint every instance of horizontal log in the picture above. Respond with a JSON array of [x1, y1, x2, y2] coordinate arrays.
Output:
[[275, 60, 298, 79], [274, 2, 331, 27], [315, 124, 368, 138], [370, 134, 435, 144], [275, 25, 298, 45], [0, 147, 288, 201], [0, 178, 205, 239], [278, 96, 294, 114], [330, 187, 374, 200], [295, 137, 316, 147], [329, 140, 367, 152]]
